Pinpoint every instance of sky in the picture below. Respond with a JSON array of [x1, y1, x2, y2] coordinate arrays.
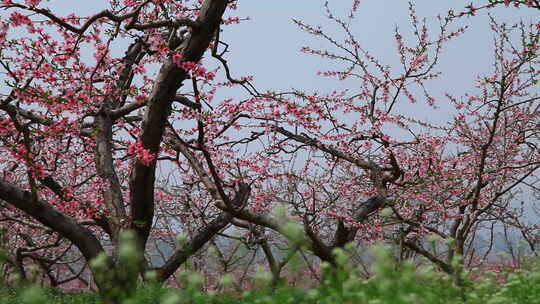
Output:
[[6, 0, 538, 122], [218, 1, 536, 122], [222, 2, 518, 84], [215, 1, 535, 128]]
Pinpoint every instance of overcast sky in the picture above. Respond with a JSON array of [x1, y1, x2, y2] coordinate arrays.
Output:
[[222, 1, 535, 124], [6, 1, 537, 123], [220, 1, 536, 122]]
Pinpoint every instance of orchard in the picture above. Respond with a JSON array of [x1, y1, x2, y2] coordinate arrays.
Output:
[[0, 0, 538, 303]]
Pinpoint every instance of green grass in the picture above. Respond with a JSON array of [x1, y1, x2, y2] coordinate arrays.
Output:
[[0, 287, 100, 304], [5, 259, 540, 303], [4, 245, 540, 303]]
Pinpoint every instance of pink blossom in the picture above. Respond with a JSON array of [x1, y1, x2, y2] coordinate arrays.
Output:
[[127, 141, 156, 166], [9, 11, 31, 27]]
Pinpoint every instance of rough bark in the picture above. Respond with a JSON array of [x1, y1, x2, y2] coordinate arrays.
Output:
[[128, 0, 229, 252]]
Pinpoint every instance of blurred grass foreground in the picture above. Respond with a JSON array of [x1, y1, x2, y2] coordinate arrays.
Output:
[[2, 242, 540, 304]]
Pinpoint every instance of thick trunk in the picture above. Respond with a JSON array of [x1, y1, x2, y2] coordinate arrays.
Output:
[[129, 0, 229, 254]]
